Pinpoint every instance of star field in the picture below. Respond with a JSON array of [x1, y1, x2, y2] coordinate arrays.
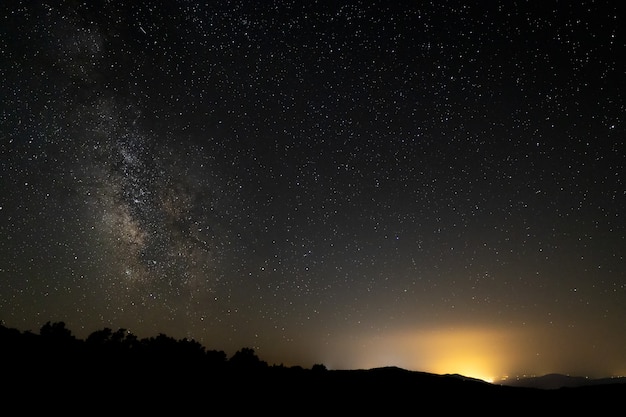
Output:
[[1, 1, 624, 380]]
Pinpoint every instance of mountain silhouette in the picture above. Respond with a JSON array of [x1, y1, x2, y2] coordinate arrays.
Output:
[[502, 373, 626, 389], [1, 321, 624, 414]]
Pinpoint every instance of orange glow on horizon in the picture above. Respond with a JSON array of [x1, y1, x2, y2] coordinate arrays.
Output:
[[316, 321, 623, 381], [320, 325, 526, 382], [391, 327, 515, 382]]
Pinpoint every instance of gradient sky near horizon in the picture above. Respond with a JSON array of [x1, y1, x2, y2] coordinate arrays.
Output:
[[1, 0, 624, 382]]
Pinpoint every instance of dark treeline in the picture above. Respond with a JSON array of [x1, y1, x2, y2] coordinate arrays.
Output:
[[1, 321, 624, 414], [1, 320, 330, 411], [1, 320, 325, 375]]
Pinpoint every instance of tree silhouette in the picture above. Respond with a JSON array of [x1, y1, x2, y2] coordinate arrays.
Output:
[[39, 321, 74, 341], [86, 327, 113, 346], [229, 347, 267, 371], [312, 363, 327, 372]]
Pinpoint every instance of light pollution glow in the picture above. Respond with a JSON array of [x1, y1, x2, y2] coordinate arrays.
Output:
[[309, 323, 625, 382]]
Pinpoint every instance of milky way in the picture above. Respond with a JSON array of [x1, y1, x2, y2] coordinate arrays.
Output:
[[1, 1, 625, 379]]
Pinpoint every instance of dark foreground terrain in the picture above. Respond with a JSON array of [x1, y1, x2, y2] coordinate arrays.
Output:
[[1, 322, 623, 414]]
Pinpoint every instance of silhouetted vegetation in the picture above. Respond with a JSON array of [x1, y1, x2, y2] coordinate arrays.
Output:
[[0, 321, 623, 413]]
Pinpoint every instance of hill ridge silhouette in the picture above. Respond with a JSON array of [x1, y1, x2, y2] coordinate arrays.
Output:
[[502, 372, 626, 389], [1, 321, 624, 413]]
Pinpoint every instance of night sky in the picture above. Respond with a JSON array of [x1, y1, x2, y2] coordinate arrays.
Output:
[[1, 0, 624, 382]]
